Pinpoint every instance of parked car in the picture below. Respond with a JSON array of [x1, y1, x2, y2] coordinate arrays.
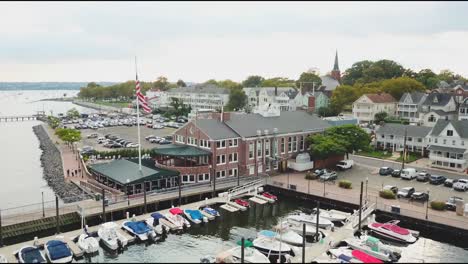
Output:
[[453, 179, 468, 191], [444, 178, 459, 188], [126, 143, 139, 148], [159, 139, 172, 145], [416, 172, 431, 182], [97, 137, 107, 144], [400, 168, 418, 180], [411, 192, 429, 202], [429, 175, 447, 185], [391, 169, 401, 178], [87, 133, 99, 139], [149, 137, 161, 143], [382, 185, 398, 194], [164, 135, 173, 140], [397, 187, 415, 198], [109, 143, 122, 148], [445, 196, 464, 211], [336, 160, 354, 170], [319, 171, 338, 182], [379, 167, 394, 176], [313, 168, 326, 176], [145, 135, 156, 141]]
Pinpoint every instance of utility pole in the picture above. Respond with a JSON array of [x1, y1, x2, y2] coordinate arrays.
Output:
[[401, 127, 408, 171], [358, 181, 363, 231]]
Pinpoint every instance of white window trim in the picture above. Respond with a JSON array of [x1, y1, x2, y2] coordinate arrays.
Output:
[[229, 152, 238, 163], [249, 141, 254, 160], [216, 140, 226, 149], [217, 154, 226, 165]]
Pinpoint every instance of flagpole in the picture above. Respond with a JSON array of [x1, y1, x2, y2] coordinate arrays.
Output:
[[135, 56, 143, 172]]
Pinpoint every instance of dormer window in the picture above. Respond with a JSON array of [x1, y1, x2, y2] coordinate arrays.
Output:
[[433, 96, 438, 103], [447, 130, 453, 136]]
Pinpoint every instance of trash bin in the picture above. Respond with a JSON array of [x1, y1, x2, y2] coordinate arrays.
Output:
[[104, 198, 109, 207], [391, 205, 400, 214], [95, 193, 101, 201]]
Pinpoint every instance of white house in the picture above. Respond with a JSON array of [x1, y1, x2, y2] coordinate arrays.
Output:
[[397, 92, 427, 124], [352, 93, 397, 123], [146, 89, 169, 109], [375, 123, 432, 155], [419, 93, 457, 126], [426, 119, 468, 172], [243, 87, 299, 112], [166, 84, 230, 111]]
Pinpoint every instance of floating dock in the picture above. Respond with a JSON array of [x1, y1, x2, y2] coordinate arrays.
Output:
[[248, 196, 268, 205], [227, 202, 247, 211], [254, 194, 275, 203], [220, 204, 239, 212]]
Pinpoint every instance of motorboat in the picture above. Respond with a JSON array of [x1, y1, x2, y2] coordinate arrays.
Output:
[[184, 209, 206, 224], [344, 235, 401, 262], [367, 218, 418, 244], [0, 255, 6, 263], [311, 208, 351, 223], [164, 212, 189, 230], [258, 230, 303, 246], [98, 222, 128, 251], [77, 233, 99, 254], [216, 246, 271, 263], [122, 220, 158, 242], [167, 207, 191, 229], [274, 220, 326, 238], [262, 192, 278, 201], [287, 212, 335, 229], [17, 246, 46, 263], [252, 236, 295, 263], [146, 212, 170, 234], [235, 199, 250, 208], [44, 240, 73, 263], [328, 247, 383, 263], [202, 207, 220, 217]]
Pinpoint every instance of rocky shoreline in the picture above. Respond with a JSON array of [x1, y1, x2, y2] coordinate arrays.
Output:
[[32, 124, 90, 203]]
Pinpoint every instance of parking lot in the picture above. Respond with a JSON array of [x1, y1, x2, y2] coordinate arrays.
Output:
[[79, 126, 177, 151]]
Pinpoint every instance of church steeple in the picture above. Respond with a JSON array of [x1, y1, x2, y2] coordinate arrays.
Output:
[[331, 50, 341, 83]]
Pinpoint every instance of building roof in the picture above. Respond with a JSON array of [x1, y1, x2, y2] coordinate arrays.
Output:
[[195, 119, 239, 139], [333, 50, 340, 71], [225, 111, 330, 138], [376, 123, 432, 137], [422, 93, 453, 107], [427, 145, 467, 154], [399, 92, 426, 104], [89, 159, 178, 185], [320, 75, 340, 91], [430, 110, 458, 116], [243, 87, 297, 97], [152, 144, 212, 157], [365, 93, 396, 103], [168, 84, 229, 95], [430, 119, 468, 138]]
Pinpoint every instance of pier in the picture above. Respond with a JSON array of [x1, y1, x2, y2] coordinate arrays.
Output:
[[0, 115, 38, 122]]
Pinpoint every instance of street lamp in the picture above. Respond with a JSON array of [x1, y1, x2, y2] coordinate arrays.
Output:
[[425, 187, 430, 220], [365, 177, 369, 202]]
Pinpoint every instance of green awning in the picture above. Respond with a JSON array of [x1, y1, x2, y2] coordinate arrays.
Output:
[[152, 144, 212, 157], [89, 159, 179, 185]]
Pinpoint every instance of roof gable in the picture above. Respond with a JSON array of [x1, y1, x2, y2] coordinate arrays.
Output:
[[365, 93, 396, 103]]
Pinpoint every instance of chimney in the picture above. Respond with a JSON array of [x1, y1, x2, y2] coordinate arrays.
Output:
[[220, 106, 224, 122], [275, 86, 278, 96], [222, 112, 231, 122], [308, 95, 316, 112]]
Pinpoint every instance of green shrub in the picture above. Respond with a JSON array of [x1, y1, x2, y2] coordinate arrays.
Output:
[[430, 201, 446, 211], [379, 190, 396, 199], [305, 171, 318, 180], [338, 180, 352, 189]]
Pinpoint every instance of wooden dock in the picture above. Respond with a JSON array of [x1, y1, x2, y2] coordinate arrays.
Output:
[[254, 194, 274, 203], [249, 196, 268, 205], [227, 202, 247, 211], [220, 204, 239, 212]]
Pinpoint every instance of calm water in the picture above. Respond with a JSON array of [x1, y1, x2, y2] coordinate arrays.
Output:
[[73, 197, 468, 263], [0, 90, 97, 209]]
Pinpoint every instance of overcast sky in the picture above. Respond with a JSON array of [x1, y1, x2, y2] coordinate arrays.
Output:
[[1, 1, 467, 82]]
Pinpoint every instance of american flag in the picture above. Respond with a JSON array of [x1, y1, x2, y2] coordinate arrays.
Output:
[[135, 75, 151, 113]]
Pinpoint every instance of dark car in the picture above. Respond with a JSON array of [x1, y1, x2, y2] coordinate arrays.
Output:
[[444, 178, 459, 188], [429, 175, 447, 185], [391, 170, 401, 178], [379, 167, 394, 176], [411, 192, 429, 202], [397, 187, 415, 198], [110, 143, 122, 148], [314, 168, 326, 176], [159, 139, 172, 145], [164, 135, 173, 140], [445, 196, 464, 211]]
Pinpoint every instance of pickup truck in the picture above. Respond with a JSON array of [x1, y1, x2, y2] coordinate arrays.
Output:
[[453, 179, 468, 191], [336, 160, 354, 170]]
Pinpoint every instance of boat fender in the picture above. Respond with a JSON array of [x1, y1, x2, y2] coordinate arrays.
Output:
[[117, 238, 123, 251], [148, 232, 157, 242], [203, 216, 209, 223]]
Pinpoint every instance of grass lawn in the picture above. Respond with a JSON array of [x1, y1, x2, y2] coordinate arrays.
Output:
[[356, 149, 393, 159], [396, 153, 422, 163]]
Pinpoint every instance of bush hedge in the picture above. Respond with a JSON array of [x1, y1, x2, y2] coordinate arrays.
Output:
[[430, 201, 446, 211], [338, 180, 352, 189], [379, 190, 396, 199], [305, 171, 318, 180]]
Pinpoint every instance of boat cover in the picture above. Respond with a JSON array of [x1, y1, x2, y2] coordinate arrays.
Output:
[[352, 250, 383, 263], [203, 207, 218, 216], [338, 254, 352, 263], [20, 247, 45, 263], [124, 221, 151, 235], [259, 230, 277, 238], [169, 208, 183, 215], [235, 199, 249, 206], [151, 212, 165, 220], [185, 210, 203, 220], [46, 240, 72, 261], [371, 223, 409, 235], [236, 240, 253, 247]]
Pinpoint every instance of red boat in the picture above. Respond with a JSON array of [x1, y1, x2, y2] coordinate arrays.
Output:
[[234, 199, 250, 208], [352, 250, 383, 263], [169, 207, 184, 215], [262, 192, 278, 201]]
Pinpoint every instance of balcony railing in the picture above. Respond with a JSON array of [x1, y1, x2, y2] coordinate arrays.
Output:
[[429, 154, 466, 164]]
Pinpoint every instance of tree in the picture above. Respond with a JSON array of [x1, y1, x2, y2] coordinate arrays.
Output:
[[66, 108, 80, 119], [342, 60, 374, 85], [154, 76, 169, 90], [330, 85, 360, 113], [176, 79, 187, 87], [374, 111, 388, 123], [218, 79, 242, 90], [325, 124, 371, 159], [381, 77, 426, 100], [242, 75, 265, 87], [204, 79, 219, 86], [55, 128, 81, 144], [438, 69, 455, 84], [261, 77, 296, 87], [296, 72, 322, 92], [226, 88, 247, 111], [342, 59, 405, 85], [317, 106, 338, 117], [307, 134, 347, 160], [415, 69, 439, 89]]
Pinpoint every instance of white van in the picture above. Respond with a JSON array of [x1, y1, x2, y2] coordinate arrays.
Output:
[[400, 168, 418, 180]]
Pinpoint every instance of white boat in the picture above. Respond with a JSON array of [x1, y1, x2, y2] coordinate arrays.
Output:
[[122, 220, 158, 241], [0, 255, 6, 263], [146, 213, 171, 234], [344, 235, 401, 262], [311, 208, 351, 222], [367, 217, 418, 244], [183, 209, 204, 224], [258, 230, 303, 246], [168, 207, 191, 228], [164, 213, 189, 230], [252, 236, 295, 263], [17, 246, 46, 263], [44, 240, 73, 263], [216, 246, 271, 263], [287, 212, 334, 229], [97, 222, 128, 251], [77, 233, 99, 254], [275, 219, 324, 237]]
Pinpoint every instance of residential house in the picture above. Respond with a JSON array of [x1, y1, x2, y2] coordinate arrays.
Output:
[[458, 97, 468, 121], [146, 89, 169, 109], [397, 92, 427, 123], [352, 93, 397, 123], [426, 119, 468, 172], [292, 91, 330, 112], [166, 84, 230, 111], [243, 87, 298, 111], [419, 93, 457, 126], [375, 123, 432, 155]]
